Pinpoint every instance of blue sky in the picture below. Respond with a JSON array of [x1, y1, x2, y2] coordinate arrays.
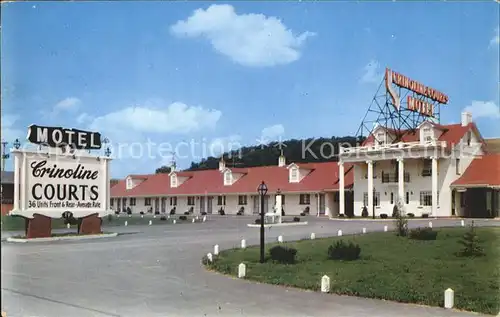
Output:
[[2, 1, 499, 177]]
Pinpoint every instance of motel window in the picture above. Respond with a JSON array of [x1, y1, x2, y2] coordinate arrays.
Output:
[[170, 197, 177, 206], [170, 175, 178, 188], [224, 171, 232, 186], [187, 196, 195, 206], [238, 195, 247, 205], [406, 192, 410, 204], [122, 198, 127, 206], [145, 198, 152, 206], [422, 127, 433, 142], [299, 194, 310, 205], [419, 191, 432, 206], [130, 198, 136, 206], [126, 178, 132, 190], [290, 168, 299, 183], [217, 195, 226, 206], [456, 159, 460, 175], [422, 159, 432, 176], [110, 199, 114, 207], [363, 192, 380, 207], [390, 192, 394, 204]]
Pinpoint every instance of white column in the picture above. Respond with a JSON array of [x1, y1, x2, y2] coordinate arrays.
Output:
[[367, 160, 374, 216], [398, 158, 404, 204], [20, 153, 26, 211], [13, 152, 20, 211], [431, 156, 438, 216], [338, 161, 345, 216], [316, 193, 320, 217]]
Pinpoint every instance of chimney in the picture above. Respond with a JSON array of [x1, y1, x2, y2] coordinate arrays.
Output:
[[219, 157, 226, 171], [461, 111, 472, 127], [278, 150, 286, 167]]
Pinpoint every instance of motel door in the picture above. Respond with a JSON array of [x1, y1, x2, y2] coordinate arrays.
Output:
[[161, 198, 166, 213], [200, 197, 205, 214], [319, 194, 326, 215], [117, 198, 121, 212], [154, 198, 160, 214], [207, 196, 213, 214], [252, 196, 259, 214], [122, 198, 127, 210]]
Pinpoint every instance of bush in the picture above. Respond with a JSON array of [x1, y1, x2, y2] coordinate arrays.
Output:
[[269, 245, 297, 264], [407, 213, 415, 218], [394, 200, 408, 237], [139, 211, 144, 215], [201, 211, 207, 216], [293, 217, 300, 222], [237, 207, 245, 215], [303, 206, 310, 214], [458, 221, 485, 257], [392, 204, 400, 218], [255, 218, 261, 224], [327, 240, 361, 261], [179, 215, 187, 221], [300, 212, 306, 216], [422, 213, 429, 218], [409, 227, 438, 240], [114, 210, 120, 215], [160, 216, 167, 221], [218, 208, 225, 215], [338, 214, 345, 218], [154, 211, 160, 215], [107, 214, 113, 222], [184, 211, 190, 215], [170, 208, 176, 215], [361, 206, 368, 217], [380, 213, 388, 219]]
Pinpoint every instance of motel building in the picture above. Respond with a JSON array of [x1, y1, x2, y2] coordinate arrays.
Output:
[[111, 111, 499, 219]]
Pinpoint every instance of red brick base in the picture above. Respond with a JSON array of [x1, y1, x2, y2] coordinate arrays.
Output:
[[79, 213, 102, 235], [25, 214, 52, 238]]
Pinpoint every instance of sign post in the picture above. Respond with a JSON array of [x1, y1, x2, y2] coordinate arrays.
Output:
[[9, 126, 112, 238]]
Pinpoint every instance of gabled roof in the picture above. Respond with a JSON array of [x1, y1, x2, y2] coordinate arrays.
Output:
[[451, 154, 500, 188], [110, 161, 354, 197]]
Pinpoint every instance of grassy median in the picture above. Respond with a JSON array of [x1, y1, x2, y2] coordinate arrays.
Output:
[[204, 227, 500, 315]]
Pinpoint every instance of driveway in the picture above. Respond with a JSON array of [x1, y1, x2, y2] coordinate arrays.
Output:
[[1, 216, 497, 317]]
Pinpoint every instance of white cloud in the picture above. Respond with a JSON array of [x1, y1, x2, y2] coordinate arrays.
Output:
[[360, 60, 382, 84], [209, 134, 242, 157], [170, 4, 315, 67], [0, 114, 23, 142], [76, 113, 93, 125], [55, 97, 81, 111], [463, 101, 500, 119], [490, 27, 499, 48], [261, 124, 285, 141]]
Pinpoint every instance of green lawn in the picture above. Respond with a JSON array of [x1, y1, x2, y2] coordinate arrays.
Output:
[[205, 227, 500, 315]]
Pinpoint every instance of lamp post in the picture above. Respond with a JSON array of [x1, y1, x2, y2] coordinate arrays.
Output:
[[257, 181, 268, 263]]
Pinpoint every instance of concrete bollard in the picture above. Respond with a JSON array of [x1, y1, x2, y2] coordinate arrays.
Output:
[[429, 221, 433, 228], [148, 220, 152, 226], [196, 216, 199, 220], [203, 216, 207, 222], [214, 244, 219, 255], [362, 227, 367, 234], [384, 225, 388, 232], [173, 219, 176, 224], [278, 235, 283, 243], [117, 215, 120, 218], [192, 218, 195, 223], [337, 230, 342, 237], [321, 275, 330, 293], [310, 233, 316, 240], [238, 263, 246, 278], [444, 288, 454, 309], [461, 219, 465, 227], [128, 215, 132, 218], [241, 239, 246, 249], [168, 215, 170, 219], [124, 221, 128, 226], [67, 223, 71, 229], [207, 252, 213, 263], [141, 215, 144, 218], [153, 215, 156, 218]]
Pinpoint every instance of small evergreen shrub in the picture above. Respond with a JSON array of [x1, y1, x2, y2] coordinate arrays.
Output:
[[361, 206, 369, 217], [255, 218, 261, 224], [160, 216, 167, 221], [394, 199, 408, 237], [107, 214, 113, 222], [409, 227, 438, 240], [139, 211, 145, 215], [184, 211, 190, 215], [201, 211, 207, 216], [300, 212, 306, 216], [269, 245, 297, 264], [392, 204, 400, 218], [327, 240, 361, 261], [338, 214, 345, 218], [422, 213, 429, 218], [458, 221, 485, 257], [179, 215, 187, 221], [293, 217, 300, 222], [170, 209, 176, 215], [380, 213, 388, 219], [407, 213, 415, 218]]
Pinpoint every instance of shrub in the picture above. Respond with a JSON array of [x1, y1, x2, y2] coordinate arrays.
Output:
[[139, 211, 144, 215], [422, 213, 429, 218], [361, 206, 368, 217], [269, 245, 297, 264], [380, 213, 388, 219], [154, 211, 160, 215], [303, 206, 310, 214], [107, 214, 113, 222], [114, 210, 120, 215], [179, 215, 187, 221], [170, 208, 176, 215], [127, 207, 132, 215], [160, 216, 167, 221], [458, 221, 485, 257], [394, 199, 408, 237], [327, 240, 361, 261], [392, 204, 400, 218], [293, 217, 300, 222], [338, 214, 345, 218], [184, 211, 190, 215], [407, 213, 415, 218], [255, 218, 261, 224], [201, 211, 207, 216], [409, 227, 438, 240], [300, 212, 306, 216], [218, 208, 225, 215], [237, 207, 245, 215]]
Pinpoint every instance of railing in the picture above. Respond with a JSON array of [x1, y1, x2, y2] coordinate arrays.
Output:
[[381, 172, 410, 183], [340, 140, 447, 155], [421, 169, 432, 177]]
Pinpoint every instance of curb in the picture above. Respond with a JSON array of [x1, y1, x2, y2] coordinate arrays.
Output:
[[6, 232, 119, 243], [247, 222, 308, 228]]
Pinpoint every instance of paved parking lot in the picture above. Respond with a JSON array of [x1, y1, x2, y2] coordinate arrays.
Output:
[[1, 216, 497, 317]]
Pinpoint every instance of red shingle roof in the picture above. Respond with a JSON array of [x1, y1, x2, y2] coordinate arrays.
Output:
[[111, 162, 354, 197], [451, 154, 500, 188]]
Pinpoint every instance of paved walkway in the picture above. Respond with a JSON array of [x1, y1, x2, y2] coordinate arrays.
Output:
[[1, 217, 498, 317]]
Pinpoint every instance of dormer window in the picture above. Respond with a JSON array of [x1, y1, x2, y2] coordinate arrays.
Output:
[[170, 174, 178, 188], [422, 127, 433, 142], [377, 132, 386, 145], [224, 170, 232, 186], [126, 177, 132, 190], [289, 167, 299, 183]]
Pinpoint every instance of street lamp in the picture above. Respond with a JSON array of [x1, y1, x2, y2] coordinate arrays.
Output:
[[257, 181, 268, 263], [13, 139, 21, 150], [104, 147, 111, 157]]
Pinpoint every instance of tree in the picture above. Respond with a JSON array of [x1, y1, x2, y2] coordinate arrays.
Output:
[[155, 165, 171, 174], [458, 221, 484, 257]]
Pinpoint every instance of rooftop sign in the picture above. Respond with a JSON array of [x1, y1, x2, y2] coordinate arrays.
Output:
[[27, 125, 102, 150]]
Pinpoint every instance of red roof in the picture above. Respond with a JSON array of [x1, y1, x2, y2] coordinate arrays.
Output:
[[111, 161, 354, 197], [362, 122, 483, 150], [451, 154, 500, 188]]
